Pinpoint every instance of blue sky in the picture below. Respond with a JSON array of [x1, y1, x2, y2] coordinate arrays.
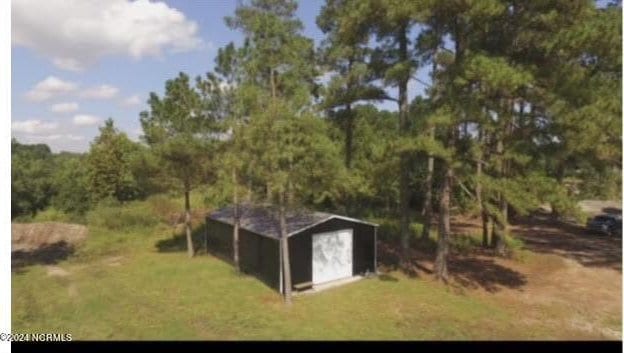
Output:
[[11, 0, 427, 152]]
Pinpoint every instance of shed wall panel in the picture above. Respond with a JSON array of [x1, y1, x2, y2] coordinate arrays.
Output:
[[206, 219, 280, 291]]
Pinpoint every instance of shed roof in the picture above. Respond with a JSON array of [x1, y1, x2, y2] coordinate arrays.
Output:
[[208, 204, 377, 239]]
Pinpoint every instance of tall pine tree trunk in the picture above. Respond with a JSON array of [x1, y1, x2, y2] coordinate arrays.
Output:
[[551, 162, 565, 218], [476, 157, 489, 247], [398, 23, 411, 263], [481, 209, 490, 248], [494, 198, 508, 255], [435, 22, 463, 279], [184, 183, 194, 258], [345, 103, 354, 169], [421, 127, 435, 240], [421, 42, 439, 241], [279, 191, 292, 304], [344, 58, 355, 170], [232, 168, 240, 272], [476, 128, 489, 247], [493, 135, 507, 255], [434, 157, 452, 281], [495, 102, 516, 256]]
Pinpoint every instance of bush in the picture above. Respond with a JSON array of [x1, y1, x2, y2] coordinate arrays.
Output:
[[504, 235, 526, 260], [31, 208, 86, 224], [374, 218, 423, 246], [147, 194, 180, 224], [51, 156, 91, 215], [451, 233, 481, 254], [376, 219, 400, 245], [87, 201, 159, 231]]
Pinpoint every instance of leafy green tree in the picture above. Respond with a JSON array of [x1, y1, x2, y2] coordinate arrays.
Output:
[[225, 0, 317, 109], [207, 51, 247, 270], [415, 0, 621, 272], [87, 118, 142, 203], [51, 155, 91, 215], [369, 0, 425, 261], [322, 0, 426, 261], [530, 3, 622, 215], [11, 139, 54, 218], [337, 104, 401, 216], [317, 0, 388, 169], [242, 102, 345, 303], [141, 72, 220, 258], [414, 17, 445, 241], [224, 0, 343, 304]]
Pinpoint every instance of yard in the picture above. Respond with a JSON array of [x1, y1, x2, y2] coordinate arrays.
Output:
[[11, 205, 622, 340]]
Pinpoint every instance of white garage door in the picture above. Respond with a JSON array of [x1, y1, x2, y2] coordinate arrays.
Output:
[[312, 229, 353, 285]]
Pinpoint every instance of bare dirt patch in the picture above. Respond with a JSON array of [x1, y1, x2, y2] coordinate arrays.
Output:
[[12, 222, 88, 252], [102, 256, 124, 267], [578, 200, 622, 216], [513, 214, 621, 271], [67, 284, 79, 298], [12, 222, 88, 270], [45, 265, 70, 277]]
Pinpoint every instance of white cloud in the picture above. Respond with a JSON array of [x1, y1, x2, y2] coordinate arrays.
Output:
[[13, 133, 87, 152], [49, 102, 79, 113], [12, 0, 205, 71], [65, 134, 85, 141], [73, 114, 100, 126], [127, 128, 143, 142], [52, 58, 84, 72], [80, 84, 119, 100], [12, 119, 59, 134], [25, 76, 77, 102], [28, 133, 84, 141], [120, 94, 141, 107]]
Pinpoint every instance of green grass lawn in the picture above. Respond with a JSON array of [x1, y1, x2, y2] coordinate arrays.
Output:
[[13, 252, 513, 339], [11, 201, 618, 340]]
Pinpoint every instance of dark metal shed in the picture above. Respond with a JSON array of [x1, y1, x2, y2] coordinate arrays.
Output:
[[205, 205, 378, 294]]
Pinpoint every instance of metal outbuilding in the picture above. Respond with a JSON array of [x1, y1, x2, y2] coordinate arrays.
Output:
[[206, 204, 378, 294]]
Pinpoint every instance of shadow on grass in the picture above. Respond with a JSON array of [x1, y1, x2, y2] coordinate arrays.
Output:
[[377, 239, 527, 293], [448, 256, 527, 292], [155, 223, 207, 254], [513, 212, 622, 272], [154, 224, 239, 268], [154, 223, 284, 294], [12, 241, 75, 273], [378, 273, 399, 282]]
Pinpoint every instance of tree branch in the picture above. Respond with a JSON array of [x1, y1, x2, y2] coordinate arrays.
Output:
[[458, 180, 476, 200], [411, 76, 432, 88]]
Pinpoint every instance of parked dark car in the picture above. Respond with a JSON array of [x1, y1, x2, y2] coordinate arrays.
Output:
[[611, 218, 622, 237], [586, 214, 622, 236]]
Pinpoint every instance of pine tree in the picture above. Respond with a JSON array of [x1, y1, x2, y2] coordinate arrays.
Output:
[[224, 0, 336, 304], [371, 0, 424, 264], [141, 73, 220, 258], [317, 0, 387, 169]]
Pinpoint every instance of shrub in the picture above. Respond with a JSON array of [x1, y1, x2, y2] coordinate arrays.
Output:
[[376, 219, 400, 245], [87, 201, 158, 231], [147, 194, 180, 224], [504, 235, 526, 260], [374, 218, 423, 246], [31, 208, 85, 224], [451, 233, 481, 254]]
